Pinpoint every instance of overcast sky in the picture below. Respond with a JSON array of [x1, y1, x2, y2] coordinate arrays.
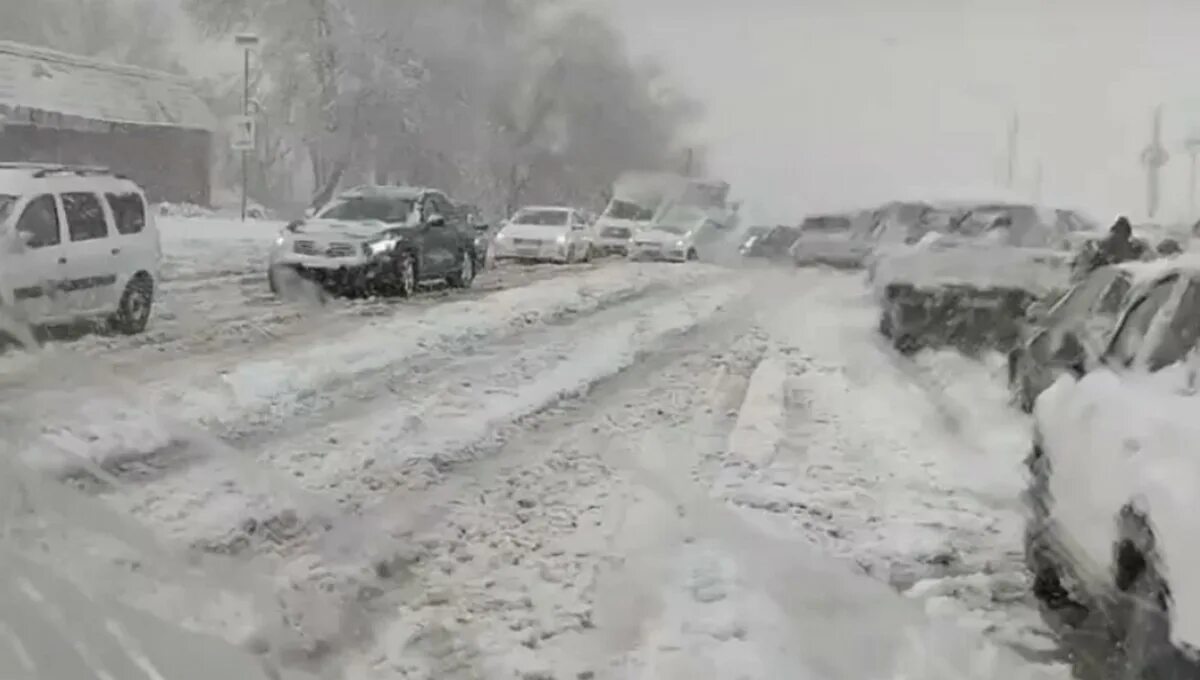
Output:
[[602, 0, 1200, 224]]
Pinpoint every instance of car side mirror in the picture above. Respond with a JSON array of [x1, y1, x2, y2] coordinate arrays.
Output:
[[427, 213, 446, 228]]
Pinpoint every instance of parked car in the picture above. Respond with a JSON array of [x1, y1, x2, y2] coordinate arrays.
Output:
[[268, 185, 476, 298], [493, 206, 594, 264], [737, 225, 772, 255], [1007, 264, 1138, 412], [742, 225, 802, 260], [1024, 258, 1200, 680], [594, 199, 655, 256], [0, 163, 161, 346], [790, 211, 877, 269], [628, 204, 725, 262], [873, 202, 1090, 355]]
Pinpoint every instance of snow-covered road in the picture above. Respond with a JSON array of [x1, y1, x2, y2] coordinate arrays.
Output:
[[2, 220, 1073, 679]]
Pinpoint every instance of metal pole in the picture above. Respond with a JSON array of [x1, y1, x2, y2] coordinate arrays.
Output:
[[1006, 112, 1019, 189], [1191, 151, 1197, 218], [241, 47, 249, 222], [1033, 160, 1043, 204]]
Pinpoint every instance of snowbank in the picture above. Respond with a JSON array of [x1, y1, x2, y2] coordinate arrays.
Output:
[[727, 354, 787, 466]]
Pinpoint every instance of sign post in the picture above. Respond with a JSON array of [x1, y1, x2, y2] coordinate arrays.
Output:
[[234, 33, 260, 222]]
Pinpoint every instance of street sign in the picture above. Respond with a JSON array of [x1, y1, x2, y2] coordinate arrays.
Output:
[[230, 115, 256, 151]]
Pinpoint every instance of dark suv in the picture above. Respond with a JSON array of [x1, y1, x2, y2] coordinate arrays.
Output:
[[268, 185, 477, 298]]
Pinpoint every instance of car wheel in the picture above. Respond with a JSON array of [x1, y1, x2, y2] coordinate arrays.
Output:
[[448, 249, 474, 289], [1018, 376, 1036, 413], [1024, 444, 1093, 633], [583, 244, 593, 262], [1111, 508, 1200, 679], [396, 252, 417, 297], [687, 248, 699, 261], [894, 334, 921, 355], [111, 275, 153, 335], [0, 305, 37, 351]]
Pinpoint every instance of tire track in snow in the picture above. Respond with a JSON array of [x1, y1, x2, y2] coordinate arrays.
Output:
[[18, 277, 754, 674], [5, 265, 729, 487]]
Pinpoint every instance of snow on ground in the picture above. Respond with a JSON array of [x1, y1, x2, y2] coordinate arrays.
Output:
[[706, 269, 1064, 667], [3, 219, 1074, 679]]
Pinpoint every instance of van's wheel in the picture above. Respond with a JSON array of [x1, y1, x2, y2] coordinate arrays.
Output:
[[111, 275, 153, 335], [448, 249, 475, 289]]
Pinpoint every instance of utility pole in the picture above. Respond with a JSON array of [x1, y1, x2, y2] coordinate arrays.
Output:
[[1185, 133, 1200, 219], [1006, 112, 1019, 189], [234, 33, 260, 222], [1033, 159, 1043, 204], [1141, 105, 1169, 220]]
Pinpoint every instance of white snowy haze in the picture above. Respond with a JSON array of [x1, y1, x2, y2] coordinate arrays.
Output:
[[605, 0, 1200, 223]]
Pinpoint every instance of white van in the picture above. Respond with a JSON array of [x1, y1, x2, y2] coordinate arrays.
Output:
[[0, 163, 161, 342]]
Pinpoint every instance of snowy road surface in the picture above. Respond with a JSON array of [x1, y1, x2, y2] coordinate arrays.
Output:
[[2, 219, 1071, 679]]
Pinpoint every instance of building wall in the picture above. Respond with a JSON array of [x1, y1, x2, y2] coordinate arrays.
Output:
[[0, 123, 211, 205]]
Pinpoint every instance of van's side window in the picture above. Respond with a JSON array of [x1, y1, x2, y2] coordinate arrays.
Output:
[[105, 193, 146, 235], [63, 192, 109, 241], [16, 195, 61, 248]]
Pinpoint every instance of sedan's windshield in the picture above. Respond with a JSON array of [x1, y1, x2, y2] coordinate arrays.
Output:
[[0, 195, 17, 225], [318, 196, 416, 224], [513, 209, 570, 226]]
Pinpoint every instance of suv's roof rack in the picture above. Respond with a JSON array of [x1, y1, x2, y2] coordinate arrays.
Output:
[[0, 162, 128, 180]]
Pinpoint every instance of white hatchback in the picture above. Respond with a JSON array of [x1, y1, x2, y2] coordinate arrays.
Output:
[[493, 206, 595, 264], [0, 164, 161, 344]]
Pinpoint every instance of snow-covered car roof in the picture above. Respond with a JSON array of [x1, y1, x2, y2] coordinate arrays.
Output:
[[873, 244, 1073, 294], [514, 205, 573, 214], [0, 40, 216, 131], [337, 185, 429, 200]]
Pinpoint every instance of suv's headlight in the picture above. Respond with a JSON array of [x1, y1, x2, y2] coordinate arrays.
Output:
[[365, 238, 399, 256], [556, 233, 567, 245]]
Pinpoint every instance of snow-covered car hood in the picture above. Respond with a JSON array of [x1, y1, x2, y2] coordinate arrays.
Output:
[[498, 223, 570, 241], [872, 244, 1072, 295], [291, 218, 404, 241], [792, 231, 873, 253], [634, 228, 691, 246]]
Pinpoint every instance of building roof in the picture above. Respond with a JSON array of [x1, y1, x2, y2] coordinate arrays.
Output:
[[0, 40, 216, 132]]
